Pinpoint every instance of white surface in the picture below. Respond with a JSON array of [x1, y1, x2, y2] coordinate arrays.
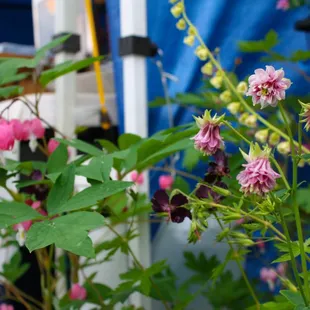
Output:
[[0, 93, 117, 127], [120, 0, 151, 308]]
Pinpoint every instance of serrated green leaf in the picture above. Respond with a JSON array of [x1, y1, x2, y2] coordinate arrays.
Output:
[[47, 143, 68, 174], [26, 211, 104, 258], [0, 201, 42, 229], [47, 164, 75, 214], [49, 181, 132, 215]]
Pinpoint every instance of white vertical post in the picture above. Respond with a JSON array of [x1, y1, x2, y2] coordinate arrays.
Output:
[[120, 1, 151, 309], [54, 0, 77, 297], [54, 0, 77, 137]]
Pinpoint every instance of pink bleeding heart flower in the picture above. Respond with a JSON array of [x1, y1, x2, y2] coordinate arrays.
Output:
[[260, 267, 277, 291], [30, 118, 45, 139], [257, 239, 265, 253], [130, 171, 144, 185], [277, 263, 287, 277], [246, 66, 291, 109], [13, 220, 32, 232], [10, 119, 30, 141], [276, 0, 289, 10], [237, 143, 280, 196], [191, 110, 225, 155], [0, 122, 15, 151], [69, 283, 87, 300], [0, 304, 14, 310], [47, 139, 60, 154], [159, 175, 174, 190]]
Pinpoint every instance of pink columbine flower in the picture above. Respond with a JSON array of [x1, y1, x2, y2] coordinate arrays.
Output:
[[10, 119, 30, 141], [0, 122, 15, 151], [246, 66, 291, 109], [276, 0, 289, 10], [69, 283, 87, 300], [159, 175, 174, 190], [47, 139, 60, 154], [130, 171, 144, 185], [260, 267, 277, 291], [192, 110, 225, 155], [237, 143, 280, 196], [0, 304, 14, 310]]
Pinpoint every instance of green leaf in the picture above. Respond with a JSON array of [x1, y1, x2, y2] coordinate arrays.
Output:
[[0, 251, 30, 283], [84, 282, 112, 305], [280, 290, 304, 306], [0, 85, 23, 99], [183, 146, 200, 171], [96, 139, 119, 153], [175, 92, 207, 107], [47, 164, 75, 214], [0, 201, 41, 229], [0, 72, 30, 86], [172, 176, 190, 194], [26, 211, 104, 258], [290, 50, 310, 62], [39, 57, 102, 87], [76, 155, 112, 182], [118, 133, 142, 150], [16, 179, 51, 189], [47, 143, 68, 174], [56, 138, 103, 156], [49, 181, 132, 215], [238, 30, 278, 52], [149, 97, 171, 107]]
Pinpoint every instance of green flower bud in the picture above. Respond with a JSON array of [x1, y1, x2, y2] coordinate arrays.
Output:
[[236, 81, 248, 94], [210, 76, 223, 89], [227, 102, 241, 115], [170, 2, 184, 18], [255, 129, 269, 144], [195, 46, 208, 61], [219, 90, 232, 103], [277, 141, 290, 155], [201, 62, 213, 75], [176, 18, 187, 30], [268, 132, 281, 146], [183, 35, 195, 46]]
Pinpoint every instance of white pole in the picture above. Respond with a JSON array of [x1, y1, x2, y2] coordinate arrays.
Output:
[[54, 0, 77, 137], [120, 0, 151, 309], [54, 0, 77, 297]]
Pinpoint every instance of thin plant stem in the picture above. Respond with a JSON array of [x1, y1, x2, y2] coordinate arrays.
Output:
[[270, 156, 291, 191], [150, 166, 202, 182], [107, 224, 171, 310], [276, 204, 307, 304], [180, 0, 310, 155], [279, 102, 310, 304], [214, 215, 260, 309], [223, 120, 251, 145]]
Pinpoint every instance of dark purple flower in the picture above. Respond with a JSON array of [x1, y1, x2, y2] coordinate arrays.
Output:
[[23, 170, 49, 201], [196, 180, 228, 203], [208, 150, 230, 177], [151, 190, 191, 223]]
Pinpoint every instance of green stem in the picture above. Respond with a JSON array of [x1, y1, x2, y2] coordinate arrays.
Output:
[[215, 215, 260, 309], [223, 120, 251, 145], [279, 102, 310, 304], [180, 2, 310, 155], [277, 204, 307, 304]]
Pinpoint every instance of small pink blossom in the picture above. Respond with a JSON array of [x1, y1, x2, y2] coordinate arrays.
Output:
[[69, 283, 87, 300], [0, 122, 15, 151], [13, 220, 32, 232], [276, 0, 290, 10], [159, 175, 174, 190], [246, 66, 291, 109], [10, 119, 30, 141], [237, 144, 280, 196], [277, 263, 287, 277], [47, 139, 60, 154], [260, 267, 277, 291], [192, 110, 224, 155], [130, 171, 144, 185], [0, 304, 14, 310], [30, 119, 45, 138], [235, 218, 245, 225], [257, 239, 265, 253]]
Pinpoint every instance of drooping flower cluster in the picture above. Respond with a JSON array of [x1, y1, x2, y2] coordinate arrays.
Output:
[[246, 66, 291, 109], [192, 110, 225, 155], [260, 263, 287, 291], [0, 118, 45, 153], [237, 143, 280, 196], [151, 190, 191, 223]]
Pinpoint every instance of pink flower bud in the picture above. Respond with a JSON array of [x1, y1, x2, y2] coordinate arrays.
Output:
[[260, 267, 277, 282], [31, 201, 41, 209], [276, 0, 289, 10], [277, 263, 287, 277], [10, 119, 30, 141], [257, 239, 265, 252], [69, 283, 87, 300], [30, 118, 45, 139], [130, 171, 144, 185], [0, 122, 15, 151], [235, 217, 245, 225], [47, 139, 60, 154], [159, 175, 174, 190]]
